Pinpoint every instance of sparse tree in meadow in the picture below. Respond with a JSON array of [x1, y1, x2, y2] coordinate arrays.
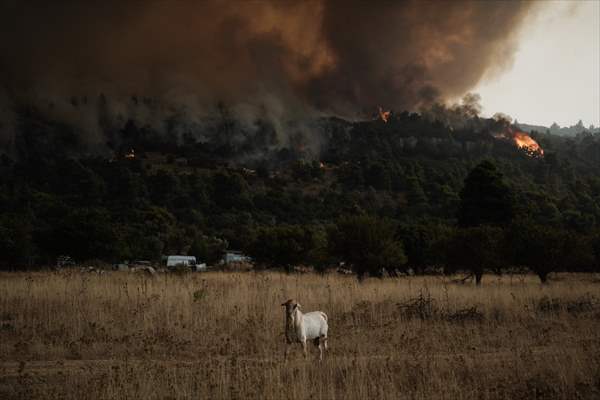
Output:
[[246, 225, 324, 270], [444, 226, 504, 285], [458, 160, 514, 227], [398, 223, 453, 273], [328, 215, 406, 279], [504, 223, 591, 283]]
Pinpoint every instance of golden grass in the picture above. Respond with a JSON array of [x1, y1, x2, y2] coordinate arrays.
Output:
[[1, 271, 599, 399]]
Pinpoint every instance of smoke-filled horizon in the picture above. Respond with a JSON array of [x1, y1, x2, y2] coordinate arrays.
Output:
[[0, 0, 536, 116]]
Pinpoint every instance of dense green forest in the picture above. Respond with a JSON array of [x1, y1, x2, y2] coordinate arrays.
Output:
[[1, 102, 599, 282]]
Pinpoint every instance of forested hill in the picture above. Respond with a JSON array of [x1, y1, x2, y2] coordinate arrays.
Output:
[[1, 105, 599, 273]]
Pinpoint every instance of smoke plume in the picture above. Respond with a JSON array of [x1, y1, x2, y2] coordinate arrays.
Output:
[[0, 0, 537, 149]]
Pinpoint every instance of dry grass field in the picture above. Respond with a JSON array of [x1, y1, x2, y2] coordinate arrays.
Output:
[[1, 271, 599, 399]]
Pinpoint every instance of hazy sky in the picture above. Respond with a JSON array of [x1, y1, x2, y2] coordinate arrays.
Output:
[[475, 0, 600, 128]]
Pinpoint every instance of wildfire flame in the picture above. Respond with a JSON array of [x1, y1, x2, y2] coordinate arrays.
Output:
[[513, 131, 544, 156], [492, 125, 544, 157], [378, 106, 391, 123]]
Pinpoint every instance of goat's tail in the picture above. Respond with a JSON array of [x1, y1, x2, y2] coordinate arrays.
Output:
[[320, 312, 328, 322]]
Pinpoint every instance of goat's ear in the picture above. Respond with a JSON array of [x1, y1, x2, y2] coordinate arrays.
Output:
[[295, 303, 301, 309], [281, 302, 286, 306]]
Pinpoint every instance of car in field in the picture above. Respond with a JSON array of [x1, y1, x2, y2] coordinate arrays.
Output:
[[166, 255, 207, 272]]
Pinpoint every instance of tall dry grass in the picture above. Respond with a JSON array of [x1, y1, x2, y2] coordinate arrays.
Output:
[[0, 271, 599, 399]]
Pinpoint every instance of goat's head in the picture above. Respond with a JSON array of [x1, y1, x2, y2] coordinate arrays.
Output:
[[281, 299, 301, 320], [281, 299, 300, 343]]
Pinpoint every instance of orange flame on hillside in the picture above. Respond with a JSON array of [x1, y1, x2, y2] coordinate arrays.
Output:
[[378, 106, 391, 123], [513, 131, 543, 156], [492, 125, 544, 157]]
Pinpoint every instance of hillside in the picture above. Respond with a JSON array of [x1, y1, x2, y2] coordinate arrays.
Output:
[[1, 105, 599, 269]]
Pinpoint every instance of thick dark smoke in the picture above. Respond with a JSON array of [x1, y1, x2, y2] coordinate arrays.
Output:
[[0, 0, 537, 150], [312, 0, 535, 113]]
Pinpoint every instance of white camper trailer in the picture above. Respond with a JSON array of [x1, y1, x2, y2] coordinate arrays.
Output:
[[166, 255, 206, 271]]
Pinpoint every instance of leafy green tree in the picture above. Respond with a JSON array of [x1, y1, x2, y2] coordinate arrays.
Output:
[[458, 161, 514, 227], [102, 162, 147, 205], [364, 160, 391, 191], [246, 225, 323, 270], [398, 223, 453, 273], [189, 234, 228, 265], [43, 208, 119, 262], [504, 223, 591, 283], [148, 170, 181, 208], [0, 215, 36, 268], [213, 172, 252, 210], [113, 205, 178, 261], [444, 226, 504, 285], [406, 176, 428, 209], [337, 162, 364, 188], [54, 159, 106, 203], [328, 215, 406, 279], [115, 226, 163, 262]]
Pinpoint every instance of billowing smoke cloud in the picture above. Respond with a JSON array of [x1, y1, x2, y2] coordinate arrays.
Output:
[[0, 1, 332, 105], [311, 0, 536, 114], [0, 0, 537, 152]]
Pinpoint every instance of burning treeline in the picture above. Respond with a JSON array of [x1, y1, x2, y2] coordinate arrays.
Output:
[[0, 1, 537, 128], [376, 101, 544, 157], [476, 124, 543, 157], [510, 129, 544, 156], [487, 117, 544, 157]]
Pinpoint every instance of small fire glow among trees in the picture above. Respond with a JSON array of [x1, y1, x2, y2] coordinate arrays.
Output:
[[511, 130, 544, 157], [493, 123, 545, 157]]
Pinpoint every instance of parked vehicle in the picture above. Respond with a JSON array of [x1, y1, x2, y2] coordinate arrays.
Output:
[[222, 250, 252, 264], [166, 255, 207, 272]]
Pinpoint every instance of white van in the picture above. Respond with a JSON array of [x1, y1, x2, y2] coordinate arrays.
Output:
[[166, 255, 207, 272], [167, 255, 196, 268]]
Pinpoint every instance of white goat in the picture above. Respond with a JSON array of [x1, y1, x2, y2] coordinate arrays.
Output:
[[281, 299, 328, 361]]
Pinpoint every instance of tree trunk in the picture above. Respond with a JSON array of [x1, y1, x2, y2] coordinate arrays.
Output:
[[538, 271, 549, 284], [475, 272, 482, 286]]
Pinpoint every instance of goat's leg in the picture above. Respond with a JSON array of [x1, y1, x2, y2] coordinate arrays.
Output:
[[318, 341, 324, 361], [284, 344, 290, 362], [301, 340, 307, 358]]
